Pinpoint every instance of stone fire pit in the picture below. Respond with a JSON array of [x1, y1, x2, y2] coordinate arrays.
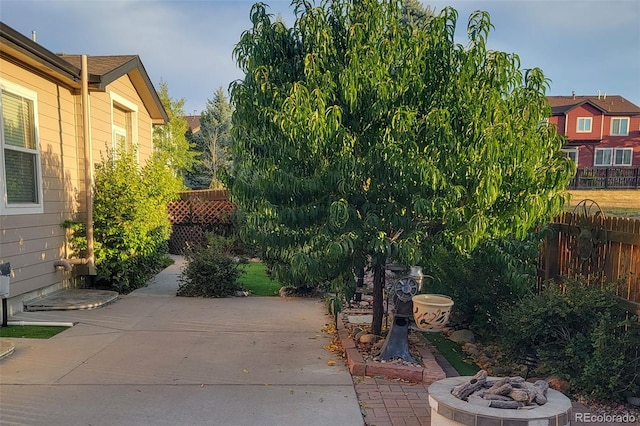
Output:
[[428, 375, 572, 426]]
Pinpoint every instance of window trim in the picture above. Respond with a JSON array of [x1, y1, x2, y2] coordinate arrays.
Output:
[[110, 92, 138, 160], [594, 148, 613, 167], [561, 148, 579, 165], [613, 147, 633, 166], [0, 78, 44, 215], [576, 117, 592, 133], [610, 117, 629, 136]]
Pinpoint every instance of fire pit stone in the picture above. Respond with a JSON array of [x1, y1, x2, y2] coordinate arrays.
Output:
[[428, 376, 572, 426]]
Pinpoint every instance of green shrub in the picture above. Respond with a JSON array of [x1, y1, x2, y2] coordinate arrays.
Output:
[[64, 147, 181, 292], [177, 235, 242, 297], [422, 236, 537, 334], [498, 277, 640, 401]]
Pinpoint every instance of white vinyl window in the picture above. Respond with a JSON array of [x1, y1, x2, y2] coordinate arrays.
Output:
[[613, 148, 633, 166], [610, 117, 629, 136], [0, 79, 44, 215], [110, 92, 138, 159], [561, 148, 579, 164], [576, 117, 592, 133], [594, 148, 612, 166]]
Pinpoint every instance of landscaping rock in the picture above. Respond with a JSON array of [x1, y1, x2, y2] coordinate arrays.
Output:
[[546, 376, 570, 393], [462, 343, 480, 356], [359, 334, 379, 344], [627, 396, 640, 407], [449, 329, 475, 344]]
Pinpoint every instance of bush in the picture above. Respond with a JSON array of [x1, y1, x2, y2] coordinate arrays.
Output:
[[498, 277, 640, 401], [64, 147, 182, 292], [177, 235, 242, 297], [422, 236, 537, 333]]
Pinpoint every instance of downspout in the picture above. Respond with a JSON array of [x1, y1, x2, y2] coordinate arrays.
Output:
[[82, 54, 95, 272], [55, 56, 95, 274]]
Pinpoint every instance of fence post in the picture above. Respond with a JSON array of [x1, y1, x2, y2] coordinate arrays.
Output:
[[544, 223, 561, 283]]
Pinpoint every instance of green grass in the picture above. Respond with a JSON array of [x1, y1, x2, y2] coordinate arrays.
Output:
[[0, 325, 69, 339], [421, 332, 480, 376], [238, 262, 280, 296]]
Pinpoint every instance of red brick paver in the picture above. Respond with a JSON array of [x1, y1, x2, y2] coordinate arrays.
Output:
[[353, 376, 432, 426]]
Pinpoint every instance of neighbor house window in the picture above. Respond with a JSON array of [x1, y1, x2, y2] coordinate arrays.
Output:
[[0, 79, 44, 215], [613, 148, 633, 166], [562, 148, 579, 164], [610, 117, 629, 136], [594, 148, 612, 166], [576, 117, 592, 133]]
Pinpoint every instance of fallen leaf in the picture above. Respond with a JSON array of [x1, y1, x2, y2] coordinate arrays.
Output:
[[243, 368, 249, 374], [327, 360, 337, 366]]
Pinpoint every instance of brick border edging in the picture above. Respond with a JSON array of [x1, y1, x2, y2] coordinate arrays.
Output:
[[337, 315, 446, 384]]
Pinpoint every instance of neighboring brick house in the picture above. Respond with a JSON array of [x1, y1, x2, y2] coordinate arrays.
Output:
[[547, 95, 640, 169], [0, 22, 167, 315]]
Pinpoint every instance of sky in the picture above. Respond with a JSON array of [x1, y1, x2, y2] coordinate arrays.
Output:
[[1, 0, 639, 115]]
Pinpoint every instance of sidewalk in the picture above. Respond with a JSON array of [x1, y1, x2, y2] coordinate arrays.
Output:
[[0, 256, 363, 426]]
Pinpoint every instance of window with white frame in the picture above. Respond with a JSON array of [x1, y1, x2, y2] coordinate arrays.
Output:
[[576, 117, 592, 133], [561, 148, 579, 164], [0, 79, 44, 215], [594, 148, 612, 166], [610, 117, 629, 136], [110, 92, 138, 158], [613, 148, 633, 166]]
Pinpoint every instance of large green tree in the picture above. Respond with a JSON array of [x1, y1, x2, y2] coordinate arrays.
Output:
[[153, 80, 197, 180], [185, 87, 233, 189], [228, 0, 574, 335]]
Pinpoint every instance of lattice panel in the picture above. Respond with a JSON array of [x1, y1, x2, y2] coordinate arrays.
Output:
[[167, 200, 234, 225], [169, 224, 205, 254]]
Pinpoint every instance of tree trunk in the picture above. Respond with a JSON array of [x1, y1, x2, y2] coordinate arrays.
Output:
[[372, 262, 385, 335]]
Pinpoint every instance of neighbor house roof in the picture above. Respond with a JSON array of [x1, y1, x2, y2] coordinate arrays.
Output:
[[184, 115, 201, 133], [0, 22, 167, 124], [547, 95, 640, 116]]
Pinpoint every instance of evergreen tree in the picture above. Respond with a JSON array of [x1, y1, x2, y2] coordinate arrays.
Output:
[[185, 87, 233, 189]]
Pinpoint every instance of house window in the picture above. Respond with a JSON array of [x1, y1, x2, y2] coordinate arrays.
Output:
[[562, 148, 579, 164], [576, 117, 592, 133], [613, 148, 633, 166], [610, 117, 629, 136], [594, 148, 612, 166], [0, 80, 44, 215], [110, 92, 138, 159]]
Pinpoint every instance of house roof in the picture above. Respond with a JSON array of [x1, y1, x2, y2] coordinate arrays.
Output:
[[184, 115, 201, 133], [547, 95, 640, 116], [0, 22, 167, 124]]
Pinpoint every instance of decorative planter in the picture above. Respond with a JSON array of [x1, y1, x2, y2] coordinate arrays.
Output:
[[412, 294, 453, 331]]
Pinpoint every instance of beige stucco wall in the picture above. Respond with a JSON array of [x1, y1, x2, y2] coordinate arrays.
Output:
[[0, 57, 157, 312]]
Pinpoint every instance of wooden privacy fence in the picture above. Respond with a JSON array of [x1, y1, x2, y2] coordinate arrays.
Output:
[[167, 190, 234, 254], [569, 167, 640, 189], [538, 212, 640, 312]]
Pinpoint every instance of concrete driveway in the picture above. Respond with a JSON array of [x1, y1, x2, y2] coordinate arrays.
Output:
[[0, 257, 363, 426]]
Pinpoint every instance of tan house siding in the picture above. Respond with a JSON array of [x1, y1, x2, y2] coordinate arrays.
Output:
[[0, 59, 77, 300], [1, 22, 167, 315]]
